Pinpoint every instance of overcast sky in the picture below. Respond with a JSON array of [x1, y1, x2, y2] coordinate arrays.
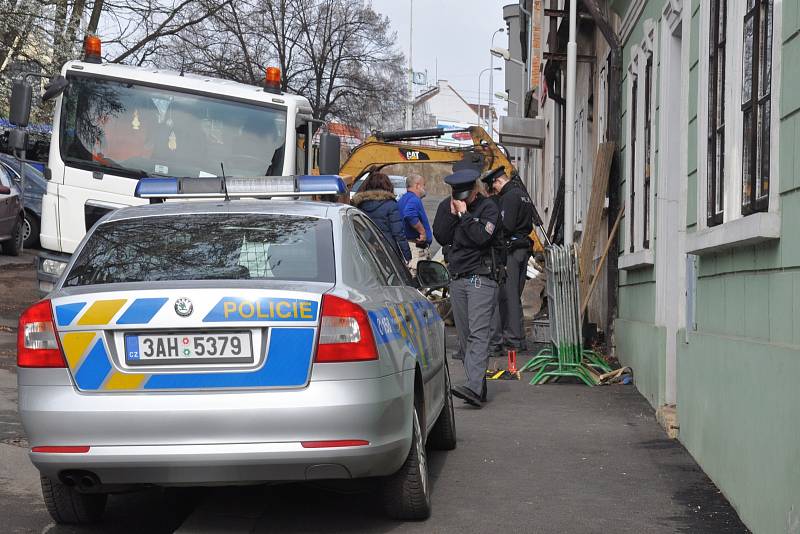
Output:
[[370, 0, 512, 114]]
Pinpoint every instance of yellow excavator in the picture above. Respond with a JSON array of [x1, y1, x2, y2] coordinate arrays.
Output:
[[333, 125, 546, 252]]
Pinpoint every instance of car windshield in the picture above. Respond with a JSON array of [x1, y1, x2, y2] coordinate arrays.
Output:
[[64, 214, 334, 286], [59, 75, 287, 179]]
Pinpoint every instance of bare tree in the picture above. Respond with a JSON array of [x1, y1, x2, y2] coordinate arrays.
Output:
[[158, 0, 407, 129]]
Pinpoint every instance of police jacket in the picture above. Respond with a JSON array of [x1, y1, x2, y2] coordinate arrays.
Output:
[[352, 190, 413, 261], [433, 195, 500, 277], [498, 179, 534, 248]]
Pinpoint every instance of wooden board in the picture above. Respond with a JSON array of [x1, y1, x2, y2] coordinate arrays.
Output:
[[579, 142, 616, 303]]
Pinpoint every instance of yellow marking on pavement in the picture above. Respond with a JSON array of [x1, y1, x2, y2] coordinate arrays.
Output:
[[61, 332, 96, 368], [77, 300, 127, 325], [104, 371, 147, 391]]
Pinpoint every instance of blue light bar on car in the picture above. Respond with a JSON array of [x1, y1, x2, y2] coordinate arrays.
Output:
[[134, 175, 346, 199]]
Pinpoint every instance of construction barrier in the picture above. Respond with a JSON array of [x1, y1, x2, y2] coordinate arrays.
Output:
[[519, 244, 612, 385]]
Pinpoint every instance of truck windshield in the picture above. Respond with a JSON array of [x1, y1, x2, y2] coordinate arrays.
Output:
[[59, 75, 287, 178]]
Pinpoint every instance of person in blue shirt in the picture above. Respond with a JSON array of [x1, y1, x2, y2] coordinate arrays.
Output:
[[398, 174, 432, 274]]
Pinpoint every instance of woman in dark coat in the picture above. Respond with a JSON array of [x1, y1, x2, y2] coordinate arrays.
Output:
[[352, 172, 413, 262]]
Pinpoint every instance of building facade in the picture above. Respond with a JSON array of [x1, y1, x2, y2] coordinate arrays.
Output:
[[528, 1, 799, 532]]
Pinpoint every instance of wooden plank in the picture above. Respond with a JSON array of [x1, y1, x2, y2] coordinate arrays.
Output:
[[581, 205, 624, 318], [578, 142, 615, 303]]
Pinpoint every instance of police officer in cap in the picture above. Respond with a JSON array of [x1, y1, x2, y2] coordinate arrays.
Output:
[[433, 168, 501, 407], [483, 167, 534, 353]]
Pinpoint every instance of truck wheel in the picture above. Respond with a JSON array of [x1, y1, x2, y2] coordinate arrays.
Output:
[[22, 211, 39, 249], [381, 404, 431, 520], [428, 362, 457, 450], [40, 475, 107, 525], [1, 216, 23, 256]]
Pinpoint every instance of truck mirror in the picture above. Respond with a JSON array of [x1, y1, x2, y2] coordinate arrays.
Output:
[[318, 133, 341, 175], [8, 129, 28, 154], [10, 80, 32, 127], [42, 75, 68, 102]]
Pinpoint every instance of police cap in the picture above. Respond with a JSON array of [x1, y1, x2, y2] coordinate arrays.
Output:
[[480, 166, 507, 188], [444, 168, 480, 200]]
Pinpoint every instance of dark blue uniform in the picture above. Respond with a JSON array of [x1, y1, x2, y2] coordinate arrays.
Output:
[[433, 170, 501, 406]]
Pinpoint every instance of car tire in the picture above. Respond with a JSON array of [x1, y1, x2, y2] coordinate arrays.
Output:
[[428, 362, 457, 450], [22, 211, 39, 249], [40, 475, 107, 525], [1, 216, 23, 256], [381, 403, 431, 520]]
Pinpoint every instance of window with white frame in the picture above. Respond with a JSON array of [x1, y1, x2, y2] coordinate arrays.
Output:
[[707, 0, 727, 227], [624, 24, 657, 258], [698, 0, 779, 231], [741, 0, 774, 215]]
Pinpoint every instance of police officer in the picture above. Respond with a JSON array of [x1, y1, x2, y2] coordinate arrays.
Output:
[[483, 167, 534, 353], [433, 169, 501, 407]]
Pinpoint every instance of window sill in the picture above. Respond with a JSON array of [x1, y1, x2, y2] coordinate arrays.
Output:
[[685, 212, 781, 255], [618, 249, 654, 270]]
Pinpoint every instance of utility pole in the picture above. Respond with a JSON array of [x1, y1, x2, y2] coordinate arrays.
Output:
[[563, 0, 577, 247], [405, 0, 413, 130]]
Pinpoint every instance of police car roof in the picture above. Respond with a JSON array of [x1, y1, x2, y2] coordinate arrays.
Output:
[[105, 200, 346, 223]]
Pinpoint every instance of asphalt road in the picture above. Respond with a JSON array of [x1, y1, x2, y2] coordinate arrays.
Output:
[[0, 252, 749, 534]]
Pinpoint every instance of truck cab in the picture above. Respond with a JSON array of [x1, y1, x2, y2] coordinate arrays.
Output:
[[35, 48, 318, 293]]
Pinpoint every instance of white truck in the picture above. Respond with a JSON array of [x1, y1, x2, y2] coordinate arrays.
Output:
[[8, 38, 340, 294]]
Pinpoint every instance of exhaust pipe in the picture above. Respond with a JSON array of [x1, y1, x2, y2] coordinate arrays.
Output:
[[78, 473, 100, 490], [59, 470, 100, 490]]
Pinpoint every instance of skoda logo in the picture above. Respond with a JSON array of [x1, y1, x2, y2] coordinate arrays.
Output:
[[174, 298, 193, 317]]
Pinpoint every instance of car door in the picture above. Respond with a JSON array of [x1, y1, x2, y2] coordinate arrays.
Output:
[[351, 214, 445, 429], [0, 164, 20, 240]]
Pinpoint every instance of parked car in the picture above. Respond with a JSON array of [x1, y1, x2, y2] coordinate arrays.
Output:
[[350, 174, 407, 201], [0, 160, 23, 255], [0, 154, 47, 248], [18, 175, 456, 524]]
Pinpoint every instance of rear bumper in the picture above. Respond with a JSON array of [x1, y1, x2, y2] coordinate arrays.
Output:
[[20, 371, 414, 485], [29, 439, 408, 485]]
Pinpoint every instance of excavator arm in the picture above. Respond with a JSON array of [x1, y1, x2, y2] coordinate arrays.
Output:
[[334, 125, 544, 253], [338, 126, 514, 185]]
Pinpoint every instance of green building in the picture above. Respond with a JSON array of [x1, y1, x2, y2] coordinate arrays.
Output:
[[529, 0, 798, 531]]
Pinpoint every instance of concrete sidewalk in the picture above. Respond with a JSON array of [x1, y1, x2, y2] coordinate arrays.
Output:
[[175, 357, 748, 533]]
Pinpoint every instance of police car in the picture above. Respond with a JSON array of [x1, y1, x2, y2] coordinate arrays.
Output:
[[17, 175, 456, 524]]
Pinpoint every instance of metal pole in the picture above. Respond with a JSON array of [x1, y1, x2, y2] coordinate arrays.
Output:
[[405, 0, 413, 129], [563, 0, 577, 247], [490, 28, 504, 140]]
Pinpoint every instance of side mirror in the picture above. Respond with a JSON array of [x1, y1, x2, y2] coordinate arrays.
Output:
[[318, 133, 341, 175], [8, 129, 28, 154], [416, 260, 451, 289], [0, 185, 11, 195], [10, 80, 32, 127], [42, 75, 69, 102]]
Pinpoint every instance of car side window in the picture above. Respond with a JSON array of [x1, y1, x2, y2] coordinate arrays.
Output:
[[0, 165, 12, 189], [351, 215, 404, 286], [353, 215, 413, 287]]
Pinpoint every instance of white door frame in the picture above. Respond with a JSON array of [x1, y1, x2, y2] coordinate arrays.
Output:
[[654, 0, 688, 406]]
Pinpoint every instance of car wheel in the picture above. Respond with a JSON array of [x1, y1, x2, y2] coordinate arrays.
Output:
[[428, 362, 457, 450], [381, 403, 431, 520], [1, 216, 23, 256], [22, 211, 39, 249], [40, 475, 107, 525]]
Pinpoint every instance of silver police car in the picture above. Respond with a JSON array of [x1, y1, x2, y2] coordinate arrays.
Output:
[[17, 176, 456, 524]]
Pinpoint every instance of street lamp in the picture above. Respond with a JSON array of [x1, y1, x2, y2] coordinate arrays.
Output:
[[494, 91, 518, 114], [478, 66, 501, 131], [490, 46, 525, 67], [489, 28, 505, 138]]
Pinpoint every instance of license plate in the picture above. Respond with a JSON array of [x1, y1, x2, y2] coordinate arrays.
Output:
[[124, 332, 253, 366]]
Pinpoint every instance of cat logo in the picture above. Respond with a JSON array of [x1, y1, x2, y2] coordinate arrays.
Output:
[[399, 148, 430, 161]]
